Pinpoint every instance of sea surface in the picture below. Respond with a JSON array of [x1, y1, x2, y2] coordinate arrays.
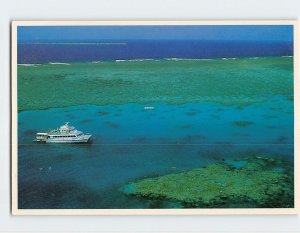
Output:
[[17, 40, 293, 63], [17, 55, 294, 209]]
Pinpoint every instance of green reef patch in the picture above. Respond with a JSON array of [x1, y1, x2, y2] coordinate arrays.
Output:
[[121, 156, 293, 208], [17, 57, 293, 111]]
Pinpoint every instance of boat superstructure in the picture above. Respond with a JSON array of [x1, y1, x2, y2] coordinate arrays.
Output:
[[34, 122, 92, 143]]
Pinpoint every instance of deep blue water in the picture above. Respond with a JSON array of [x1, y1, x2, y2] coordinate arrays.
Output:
[[18, 40, 293, 63]]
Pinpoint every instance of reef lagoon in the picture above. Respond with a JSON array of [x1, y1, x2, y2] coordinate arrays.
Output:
[[17, 57, 294, 209]]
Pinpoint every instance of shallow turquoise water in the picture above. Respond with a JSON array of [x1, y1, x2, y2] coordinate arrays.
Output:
[[18, 96, 293, 208]]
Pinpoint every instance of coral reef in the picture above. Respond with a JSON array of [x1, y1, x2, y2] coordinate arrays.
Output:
[[121, 156, 293, 208], [18, 57, 293, 111]]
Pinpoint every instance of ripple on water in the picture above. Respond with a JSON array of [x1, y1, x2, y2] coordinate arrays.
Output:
[[179, 135, 207, 144], [275, 136, 289, 144], [66, 114, 77, 119], [104, 121, 120, 129], [215, 108, 225, 112], [56, 153, 74, 162], [97, 110, 110, 116], [266, 125, 278, 129], [214, 141, 233, 147], [24, 129, 36, 137], [210, 114, 221, 120], [263, 115, 279, 119], [79, 119, 93, 124], [185, 111, 198, 116], [179, 124, 193, 129], [131, 136, 147, 143], [232, 121, 254, 127], [163, 109, 175, 113], [232, 132, 251, 137]]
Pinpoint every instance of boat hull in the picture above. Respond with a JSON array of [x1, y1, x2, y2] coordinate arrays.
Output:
[[46, 135, 92, 143], [45, 139, 91, 143], [34, 135, 92, 144]]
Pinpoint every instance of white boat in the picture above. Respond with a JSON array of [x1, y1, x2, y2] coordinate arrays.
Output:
[[144, 106, 155, 110], [34, 122, 92, 143]]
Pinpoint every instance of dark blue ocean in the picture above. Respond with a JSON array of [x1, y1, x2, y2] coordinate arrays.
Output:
[[18, 40, 293, 63]]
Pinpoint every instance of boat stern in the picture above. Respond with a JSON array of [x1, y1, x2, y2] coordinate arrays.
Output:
[[34, 132, 48, 142]]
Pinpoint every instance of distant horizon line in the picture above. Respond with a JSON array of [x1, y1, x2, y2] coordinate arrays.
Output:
[[17, 39, 294, 44]]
